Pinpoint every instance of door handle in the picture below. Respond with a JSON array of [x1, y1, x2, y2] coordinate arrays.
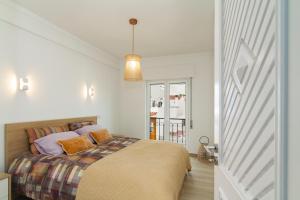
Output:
[[207, 145, 218, 165], [213, 145, 218, 166]]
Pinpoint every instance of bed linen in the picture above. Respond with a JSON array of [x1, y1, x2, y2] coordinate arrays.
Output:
[[8, 136, 139, 200], [9, 137, 191, 200], [76, 140, 191, 200]]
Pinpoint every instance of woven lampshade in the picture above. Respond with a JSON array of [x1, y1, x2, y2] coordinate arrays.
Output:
[[124, 18, 143, 81], [124, 54, 143, 81]]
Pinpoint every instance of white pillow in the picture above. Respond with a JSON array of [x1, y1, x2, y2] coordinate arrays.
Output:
[[34, 131, 79, 155]]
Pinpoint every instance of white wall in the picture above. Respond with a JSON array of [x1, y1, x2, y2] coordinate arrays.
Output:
[[120, 53, 214, 153], [0, 1, 120, 171], [288, 0, 300, 199]]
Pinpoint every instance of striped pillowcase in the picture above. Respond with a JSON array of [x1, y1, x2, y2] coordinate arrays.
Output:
[[26, 126, 68, 154], [30, 144, 40, 155], [68, 121, 95, 131]]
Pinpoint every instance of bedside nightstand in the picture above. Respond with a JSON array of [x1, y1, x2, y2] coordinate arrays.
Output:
[[0, 173, 11, 200]]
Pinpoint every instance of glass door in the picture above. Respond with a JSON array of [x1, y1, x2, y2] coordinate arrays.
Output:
[[146, 79, 190, 147], [169, 82, 187, 145], [149, 83, 165, 141]]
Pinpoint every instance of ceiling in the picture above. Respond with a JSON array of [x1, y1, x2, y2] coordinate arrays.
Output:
[[13, 0, 214, 58]]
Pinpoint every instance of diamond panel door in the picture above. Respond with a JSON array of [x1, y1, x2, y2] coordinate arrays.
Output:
[[214, 0, 285, 199]]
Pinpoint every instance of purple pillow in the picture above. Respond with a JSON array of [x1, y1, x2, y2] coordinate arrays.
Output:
[[74, 124, 102, 142], [34, 131, 79, 155]]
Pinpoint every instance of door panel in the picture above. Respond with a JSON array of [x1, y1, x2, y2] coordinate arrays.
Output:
[[149, 83, 165, 140], [169, 83, 187, 145], [214, 0, 283, 199]]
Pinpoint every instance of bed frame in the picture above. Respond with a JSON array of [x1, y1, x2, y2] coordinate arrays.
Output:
[[4, 116, 97, 171]]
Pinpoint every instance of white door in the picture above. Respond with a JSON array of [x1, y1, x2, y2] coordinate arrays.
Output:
[[214, 0, 287, 200], [146, 80, 190, 148]]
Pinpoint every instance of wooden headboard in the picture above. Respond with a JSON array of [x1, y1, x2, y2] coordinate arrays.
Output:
[[5, 116, 97, 171]]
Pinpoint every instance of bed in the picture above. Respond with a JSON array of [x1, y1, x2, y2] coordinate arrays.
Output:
[[5, 116, 191, 200]]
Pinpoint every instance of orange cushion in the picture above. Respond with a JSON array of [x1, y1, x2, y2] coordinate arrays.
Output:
[[57, 135, 95, 155], [90, 129, 112, 144]]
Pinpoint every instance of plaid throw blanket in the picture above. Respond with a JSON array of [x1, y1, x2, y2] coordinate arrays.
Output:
[[8, 136, 139, 200]]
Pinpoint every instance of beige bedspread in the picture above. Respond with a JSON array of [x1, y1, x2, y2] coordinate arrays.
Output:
[[76, 140, 191, 200]]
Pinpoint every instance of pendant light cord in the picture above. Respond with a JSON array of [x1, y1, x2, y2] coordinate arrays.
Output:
[[132, 24, 135, 55]]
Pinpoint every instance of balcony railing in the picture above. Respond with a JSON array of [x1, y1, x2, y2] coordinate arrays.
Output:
[[150, 117, 186, 146]]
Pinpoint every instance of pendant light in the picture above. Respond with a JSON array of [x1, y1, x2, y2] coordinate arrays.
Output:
[[124, 18, 143, 81]]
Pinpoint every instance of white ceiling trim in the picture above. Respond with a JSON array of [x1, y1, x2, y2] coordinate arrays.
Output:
[[0, 0, 120, 69], [141, 52, 213, 68]]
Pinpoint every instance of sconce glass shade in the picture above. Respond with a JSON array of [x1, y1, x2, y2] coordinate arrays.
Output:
[[19, 77, 29, 91], [124, 54, 143, 81], [89, 87, 95, 97]]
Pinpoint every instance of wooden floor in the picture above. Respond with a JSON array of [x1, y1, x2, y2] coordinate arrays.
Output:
[[180, 157, 214, 200]]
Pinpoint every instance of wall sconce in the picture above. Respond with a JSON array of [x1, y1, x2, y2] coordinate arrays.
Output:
[[19, 77, 29, 91], [88, 87, 95, 98]]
